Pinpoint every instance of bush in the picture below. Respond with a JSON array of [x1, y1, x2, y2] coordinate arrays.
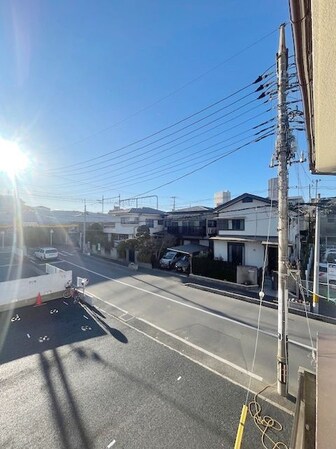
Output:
[[192, 257, 237, 282]]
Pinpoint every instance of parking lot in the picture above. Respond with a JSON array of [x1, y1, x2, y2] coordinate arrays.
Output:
[[0, 251, 43, 282]]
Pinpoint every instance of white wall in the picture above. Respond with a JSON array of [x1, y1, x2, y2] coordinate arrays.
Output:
[[244, 242, 264, 267], [218, 200, 278, 237], [0, 270, 72, 307], [213, 240, 264, 267], [214, 241, 227, 260]]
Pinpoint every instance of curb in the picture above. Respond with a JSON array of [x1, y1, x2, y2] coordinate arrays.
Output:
[[186, 282, 336, 325]]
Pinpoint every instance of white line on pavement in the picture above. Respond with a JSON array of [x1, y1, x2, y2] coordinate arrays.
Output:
[[88, 291, 263, 380], [62, 259, 316, 352], [86, 294, 294, 416], [107, 440, 116, 448]]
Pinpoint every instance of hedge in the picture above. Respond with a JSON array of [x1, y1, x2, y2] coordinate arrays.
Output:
[[192, 257, 237, 282]]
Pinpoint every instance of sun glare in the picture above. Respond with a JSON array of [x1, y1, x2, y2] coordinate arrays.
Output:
[[0, 138, 29, 177]]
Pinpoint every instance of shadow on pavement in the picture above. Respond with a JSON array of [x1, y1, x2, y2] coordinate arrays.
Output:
[[0, 298, 127, 365], [40, 349, 92, 449]]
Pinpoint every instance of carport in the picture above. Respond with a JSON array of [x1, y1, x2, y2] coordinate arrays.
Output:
[[167, 243, 209, 256], [167, 243, 209, 274]]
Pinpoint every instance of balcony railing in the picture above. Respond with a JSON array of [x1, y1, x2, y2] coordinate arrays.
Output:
[[166, 226, 208, 237]]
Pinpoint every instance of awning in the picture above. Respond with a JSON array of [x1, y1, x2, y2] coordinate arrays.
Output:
[[210, 236, 261, 243], [167, 243, 209, 255]]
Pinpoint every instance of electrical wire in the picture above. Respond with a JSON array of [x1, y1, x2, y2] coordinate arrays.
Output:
[[47, 79, 275, 176], [42, 27, 279, 159]]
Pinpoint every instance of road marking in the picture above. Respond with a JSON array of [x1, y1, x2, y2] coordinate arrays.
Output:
[[63, 259, 316, 352], [86, 295, 294, 416], [59, 251, 74, 256], [0, 264, 19, 267], [177, 376, 181, 381], [107, 440, 116, 448], [87, 292, 263, 381]]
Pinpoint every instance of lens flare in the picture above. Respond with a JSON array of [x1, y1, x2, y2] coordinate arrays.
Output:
[[0, 138, 29, 177]]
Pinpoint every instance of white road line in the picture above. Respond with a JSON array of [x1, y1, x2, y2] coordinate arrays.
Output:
[[63, 259, 316, 351], [0, 264, 19, 268], [107, 440, 116, 448], [87, 292, 263, 381], [87, 295, 294, 416]]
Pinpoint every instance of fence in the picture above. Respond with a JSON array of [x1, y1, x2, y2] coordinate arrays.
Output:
[[0, 269, 72, 311]]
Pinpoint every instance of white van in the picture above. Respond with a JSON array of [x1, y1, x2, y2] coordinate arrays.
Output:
[[34, 247, 59, 261]]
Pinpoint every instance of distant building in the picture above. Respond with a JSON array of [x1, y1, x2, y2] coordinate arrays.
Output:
[[214, 191, 231, 207]]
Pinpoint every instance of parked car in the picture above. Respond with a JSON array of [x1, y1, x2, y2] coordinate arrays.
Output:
[[159, 251, 182, 270], [319, 262, 336, 285], [175, 255, 190, 273], [34, 247, 59, 261]]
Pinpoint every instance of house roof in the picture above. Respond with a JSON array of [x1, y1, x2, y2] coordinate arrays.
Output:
[[169, 206, 213, 214], [214, 193, 274, 212], [110, 207, 164, 215], [167, 243, 209, 255]]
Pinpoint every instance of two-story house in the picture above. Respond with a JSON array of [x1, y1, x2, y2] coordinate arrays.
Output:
[[164, 206, 216, 248], [104, 207, 165, 244], [212, 193, 299, 273]]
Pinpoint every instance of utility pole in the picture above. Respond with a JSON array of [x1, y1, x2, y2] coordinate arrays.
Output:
[[276, 24, 289, 397], [101, 195, 104, 214], [83, 199, 87, 254], [313, 194, 320, 314]]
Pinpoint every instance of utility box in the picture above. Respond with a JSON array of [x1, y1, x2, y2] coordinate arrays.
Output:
[[236, 265, 258, 285]]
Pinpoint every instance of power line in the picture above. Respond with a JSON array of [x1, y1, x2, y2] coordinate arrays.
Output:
[[42, 27, 279, 160], [47, 107, 274, 189], [46, 73, 274, 174]]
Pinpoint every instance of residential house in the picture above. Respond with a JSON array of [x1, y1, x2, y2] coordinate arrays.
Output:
[[164, 206, 216, 249], [104, 207, 165, 244], [211, 193, 300, 273]]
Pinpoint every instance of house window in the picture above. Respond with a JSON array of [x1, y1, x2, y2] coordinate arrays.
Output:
[[218, 219, 245, 231], [158, 219, 163, 225], [242, 197, 253, 203], [228, 243, 244, 265], [121, 217, 139, 224], [146, 219, 154, 228]]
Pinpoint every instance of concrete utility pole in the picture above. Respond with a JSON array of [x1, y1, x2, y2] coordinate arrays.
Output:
[[83, 199, 87, 254], [101, 195, 104, 214], [313, 194, 321, 314], [276, 24, 289, 397]]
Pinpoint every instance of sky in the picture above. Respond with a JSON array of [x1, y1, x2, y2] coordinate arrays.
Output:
[[0, 0, 335, 212]]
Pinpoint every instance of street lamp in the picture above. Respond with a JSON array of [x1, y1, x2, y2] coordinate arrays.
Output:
[[1, 231, 4, 249], [50, 229, 54, 246]]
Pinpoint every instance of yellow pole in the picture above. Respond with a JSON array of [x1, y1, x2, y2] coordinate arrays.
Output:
[[234, 404, 248, 449]]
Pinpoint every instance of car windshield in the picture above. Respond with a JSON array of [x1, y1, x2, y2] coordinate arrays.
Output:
[[163, 252, 176, 259]]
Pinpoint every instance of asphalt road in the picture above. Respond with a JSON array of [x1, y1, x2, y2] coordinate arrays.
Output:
[[49, 251, 336, 395], [0, 298, 292, 449]]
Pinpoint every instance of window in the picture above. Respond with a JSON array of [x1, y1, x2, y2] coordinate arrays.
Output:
[[158, 219, 163, 225], [146, 219, 154, 228], [218, 218, 244, 231], [121, 217, 139, 224]]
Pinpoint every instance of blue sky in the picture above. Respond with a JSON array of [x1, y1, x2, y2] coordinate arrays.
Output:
[[0, 0, 334, 212]]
